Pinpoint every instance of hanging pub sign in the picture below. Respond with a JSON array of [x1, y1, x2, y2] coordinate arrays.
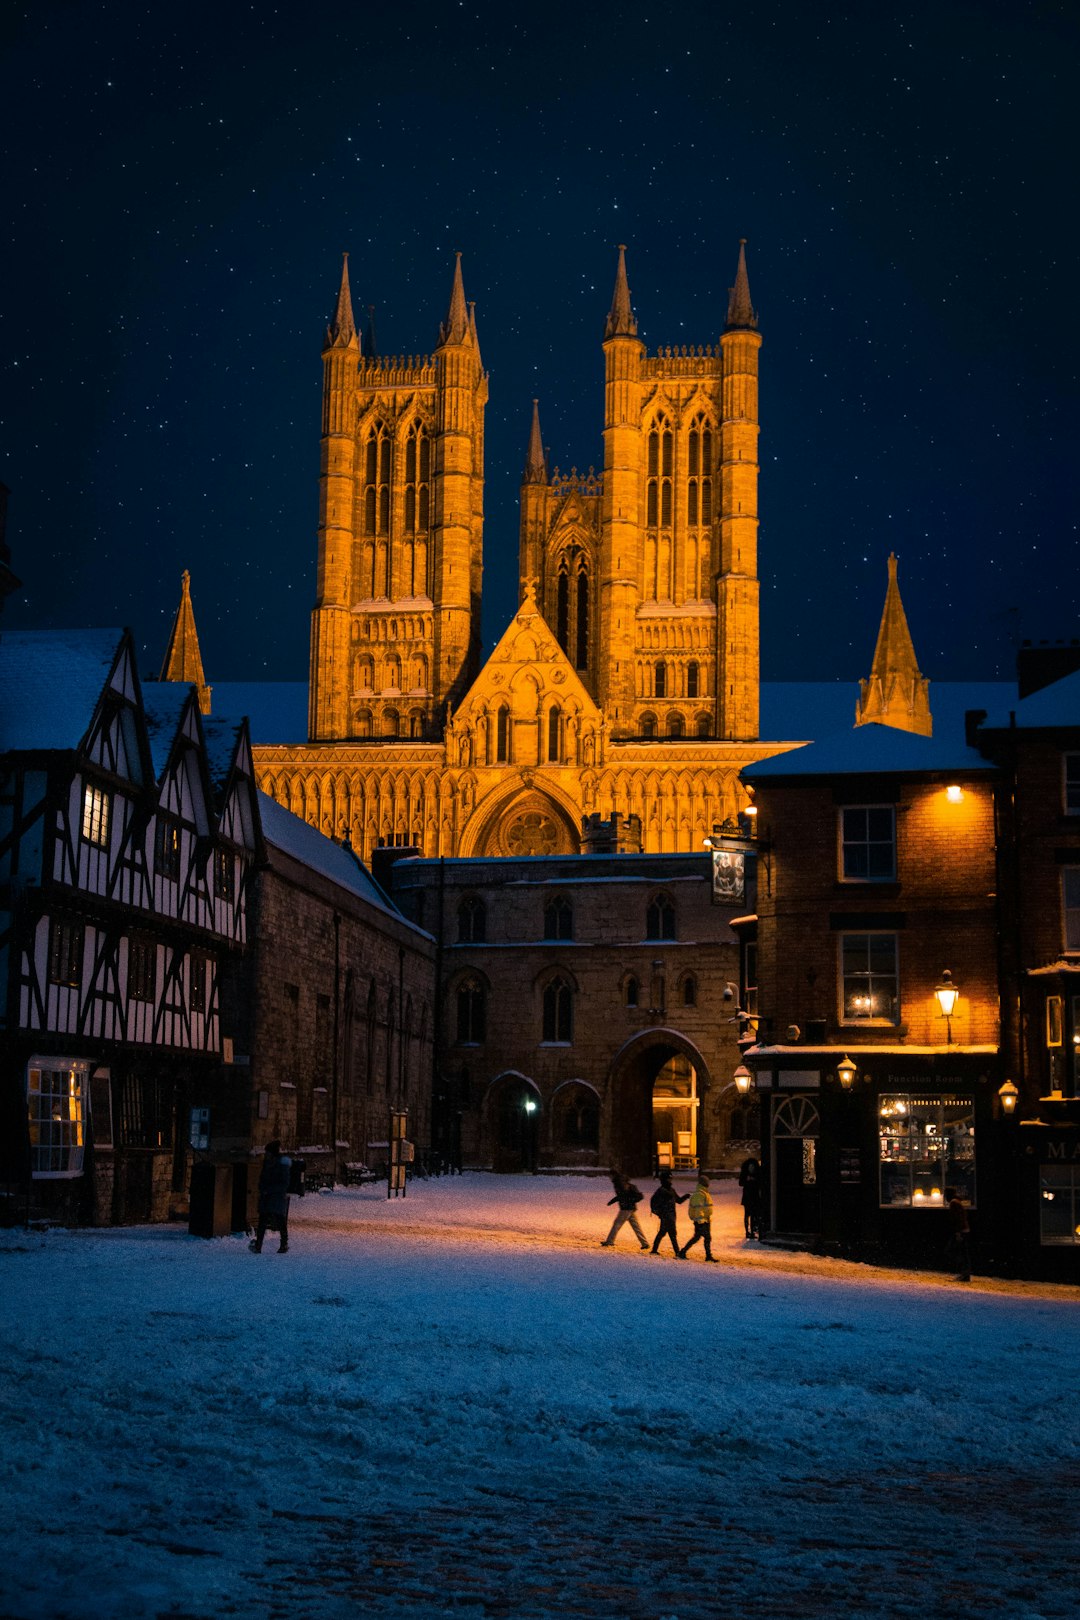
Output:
[[711, 847, 746, 904]]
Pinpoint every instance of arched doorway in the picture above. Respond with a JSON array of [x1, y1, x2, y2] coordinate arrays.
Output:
[[551, 1081, 600, 1167], [484, 1072, 540, 1172], [772, 1094, 821, 1234], [607, 1032, 711, 1176]]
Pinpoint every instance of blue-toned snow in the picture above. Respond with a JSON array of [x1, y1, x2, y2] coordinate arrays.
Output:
[[1, 1175, 1075, 1620]]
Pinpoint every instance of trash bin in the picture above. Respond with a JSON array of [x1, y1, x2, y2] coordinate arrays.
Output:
[[188, 1161, 233, 1238]]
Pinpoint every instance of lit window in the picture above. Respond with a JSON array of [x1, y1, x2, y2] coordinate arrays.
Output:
[[214, 849, 235, 903], [542, 976, 573, 1043], [840, 806, 896, 881], [1040, 1165, 1080, 1245], [81, 782, 110, 849], [1064, 869, 1080, 951], [841, 933, 899, 1023], [646, 896, 676, 941], [878, 1093, 975, 1209], [155, 815, 181, 881], [27, 1061, 88, 1178]]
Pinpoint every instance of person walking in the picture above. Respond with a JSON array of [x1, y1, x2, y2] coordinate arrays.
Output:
[[738, 1156, 764, 1239], [250, 1140, 292, 1254], [945, 1186, 971, 1281], [649, 1170, 688, 1256], [680, 1173, 718, 1261], [601, 1171, 650, 1250]]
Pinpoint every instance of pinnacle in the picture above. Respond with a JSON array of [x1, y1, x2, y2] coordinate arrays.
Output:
[[523, 398, 547, 484], [604, 243, 638, 339], [856, 552, 932, 736], [160, 570, 212, 715], [329, 252, 357, 347], [724, 239, 758, 332], [439, 251, 470, 346]]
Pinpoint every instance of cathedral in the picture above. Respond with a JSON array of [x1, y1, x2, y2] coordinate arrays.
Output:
[[251, 244, 800, 855]]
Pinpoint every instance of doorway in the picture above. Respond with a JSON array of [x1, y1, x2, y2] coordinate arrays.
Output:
[[486, 1074, 540, 1171], [608, 1035, 709, 1176], [772, 1094, 821, 1234]]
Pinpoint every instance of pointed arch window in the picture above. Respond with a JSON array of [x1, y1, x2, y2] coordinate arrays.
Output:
[[547, 705, 562, 763], [646, 895, 677, 941], [363, 424, 391, 538], [458, 896, 486, 943], [542, 976, 573, 1044], [456, 977, 486, 1045], [681, 975, 698, 1007], [687, 417, 713, 532], [403, 423, 430, 539], [496, 706, 511, 764], [543, 897, 573, 941], [557, 568, 570, 652], [640, 712, 657, 739]]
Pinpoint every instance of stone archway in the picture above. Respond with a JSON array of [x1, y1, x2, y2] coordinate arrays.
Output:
[[606, 1030, 713, 1177], [482, 1072, 541, 1172], [465, 785, 580, 859]]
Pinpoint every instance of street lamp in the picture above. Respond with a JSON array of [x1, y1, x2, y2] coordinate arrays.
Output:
[[998, 1079, 1019, 1116], [837, 1054, 858, 1091], [733, 1064, 754, 1096], [935, 970, 959, 1044]]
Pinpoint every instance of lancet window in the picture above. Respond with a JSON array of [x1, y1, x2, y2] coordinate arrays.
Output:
[[547, 705, 562, 763], [687, 418, 713, 530], [495, 706, 511, 764], [403, 424, 431, 537], [646, 418, 674, 532], [554, 547, 590, 671]]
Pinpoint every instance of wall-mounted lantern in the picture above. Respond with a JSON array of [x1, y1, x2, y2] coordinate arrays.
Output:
[[935, 970, 959, 1043], [837, 1054, 858, 1091]]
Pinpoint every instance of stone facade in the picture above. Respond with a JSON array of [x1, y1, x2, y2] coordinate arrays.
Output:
[[387, 847, 753, 1176], [254, 242, 796, 860]]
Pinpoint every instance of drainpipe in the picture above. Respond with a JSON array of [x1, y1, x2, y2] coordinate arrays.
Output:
[[332, 911, 341, 1183]]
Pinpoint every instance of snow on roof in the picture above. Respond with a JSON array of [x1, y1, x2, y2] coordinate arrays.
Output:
[[981, 668, 1080, 731], [212, 682, 308, 745], [257, 790, 419, 926], [201, 713, 246, 792], [141, 684, 193, 776], [0, 627, 123, 753], [745, 720, 996, 781]]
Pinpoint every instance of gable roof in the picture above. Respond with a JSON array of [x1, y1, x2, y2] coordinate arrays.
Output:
[[452, 585, 602, 724], [257, 790, 412, 923], [980, 668, 1080, 731], [0, 628, 125, 753], [745, 720, 996, 781], [142, 683, 196, 778]]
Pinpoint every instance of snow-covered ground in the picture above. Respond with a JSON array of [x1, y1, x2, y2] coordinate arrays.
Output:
[[2, 1175, 1077, 1620]]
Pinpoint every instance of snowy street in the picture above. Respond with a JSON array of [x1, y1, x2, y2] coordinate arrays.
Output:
[[2, 1175, 1078, 1620]]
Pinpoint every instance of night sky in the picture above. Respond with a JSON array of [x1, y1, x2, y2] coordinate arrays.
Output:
[[3, 2, 1076, 690]]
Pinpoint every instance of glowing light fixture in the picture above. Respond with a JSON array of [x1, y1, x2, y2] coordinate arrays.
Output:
[[946, 784, 964, 804], [998, 1079, 1019, 1115], [733, 1065, 754, 1096], [523, 1098, 538, 1114], [935, 970, 959, 1043], [837, 1054, 858, 1091]]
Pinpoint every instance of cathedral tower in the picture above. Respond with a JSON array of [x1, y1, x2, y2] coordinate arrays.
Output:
[[717, 240, 761, 740], [309, 254, 486, 743]]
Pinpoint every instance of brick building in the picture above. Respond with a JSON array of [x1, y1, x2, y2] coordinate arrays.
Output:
[[386, 821, 750, 1175]]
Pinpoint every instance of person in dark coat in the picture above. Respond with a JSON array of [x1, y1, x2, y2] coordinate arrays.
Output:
[[601, 1170, 649, 1250], [250, 1140, 292, 1254], [945, 1186, 971, 1281], [738, 1156, 764, 1239], [649, 1170, 688, 1256]]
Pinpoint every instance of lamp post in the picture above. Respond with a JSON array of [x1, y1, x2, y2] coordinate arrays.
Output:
[[935, 970, 959, 1044]]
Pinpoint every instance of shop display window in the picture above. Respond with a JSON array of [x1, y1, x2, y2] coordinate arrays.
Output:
[[878, 1093, 975, 1208], [1040, 1167, 1080, 1245], [27, 1060, 88, 1177]]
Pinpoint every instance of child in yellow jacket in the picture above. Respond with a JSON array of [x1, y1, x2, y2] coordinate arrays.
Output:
[[680, 1174, 717, 1261]]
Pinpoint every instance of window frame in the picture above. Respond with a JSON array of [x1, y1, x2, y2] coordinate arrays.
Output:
[[81, 780, 110, 849], [27, 1058, 89, 1179], [878, 1092, 976, 1209], [645, 895, 677, 942], [155, 813, 182, 882], [840, 931, 900, 1025], [455, 978, 486, 1046], [127, 937, 156, 1004], [1040, 1164, 1080, 1245], [457, 896, 486, 945], [838, 805, 897, 883], [543, 896, 574, 942], [1063, 868, 1080, 953], [48, 919, 84, 988], [542, 975, 573, 1044]]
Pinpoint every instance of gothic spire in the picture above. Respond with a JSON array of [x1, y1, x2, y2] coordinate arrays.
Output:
[[523, 399, 547, 484], [467, 299, 481, 360], [439, 251, 469, 345], [328, 253, 357, 348], [604, 244, 638, 339], [160, 569, 212, 715], [855, 553, 932, 736], [724, 239, 758, 332]]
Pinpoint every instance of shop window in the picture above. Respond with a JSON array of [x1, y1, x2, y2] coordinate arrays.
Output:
[[839, 806, 896, 881], [1063, 868, 1080, 951], [26, 1060, 87, 1178], [878, 1094, 975, 1208], [841, 932, 899, 1023], [1040, 1165, 1080, 1244], [542, 976, 573, 1044], [48, 920, 84, 988], [543, 897, 573, 941], [646, 895, 676, 941], [456, 979, 485, 1045], [457, 896, 486, 944], [1065, 754, 1080, 814], [81, 781, 110, 849]]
